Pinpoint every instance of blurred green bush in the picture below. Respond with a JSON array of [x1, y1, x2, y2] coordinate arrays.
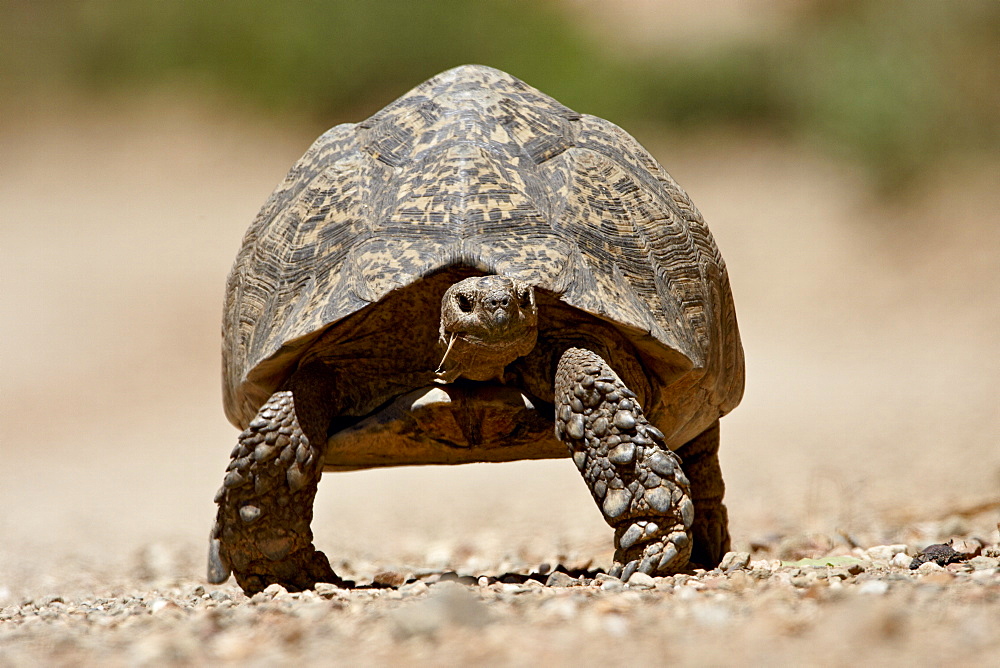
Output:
[[0, 1, 621, 118], [2, 0, 996, 190]]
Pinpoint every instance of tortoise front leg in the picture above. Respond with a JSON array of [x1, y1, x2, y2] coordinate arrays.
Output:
[[208, 366, 342, 594], [555, 347, 694, 580]]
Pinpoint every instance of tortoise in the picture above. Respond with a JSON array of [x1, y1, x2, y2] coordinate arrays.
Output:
[[208, 64, 744, 594]]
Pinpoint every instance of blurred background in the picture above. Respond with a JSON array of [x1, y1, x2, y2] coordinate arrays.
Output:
[[2, 0, 997, 593]]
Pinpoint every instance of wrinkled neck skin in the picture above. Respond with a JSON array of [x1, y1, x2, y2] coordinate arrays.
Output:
[[437, 275, 538, 382]]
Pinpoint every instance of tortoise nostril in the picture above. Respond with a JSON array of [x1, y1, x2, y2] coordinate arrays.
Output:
[[500, 296, 510, 308]]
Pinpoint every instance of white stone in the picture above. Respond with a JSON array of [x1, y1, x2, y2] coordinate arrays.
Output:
[[890, 552, 912, 568], [262, 583, 288, 598], [865, 544, 908, 562], [719, 551, 751, 571], [626, 572, 655, 589]]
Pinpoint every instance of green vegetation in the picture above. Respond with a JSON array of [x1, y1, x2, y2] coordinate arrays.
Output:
[[0, 1, 620, 120], [631, 0, 1000, 190], [3, 0, 996, 190]]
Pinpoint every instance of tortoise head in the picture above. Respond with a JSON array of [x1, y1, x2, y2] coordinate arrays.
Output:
[[437, 275, 538, 382]]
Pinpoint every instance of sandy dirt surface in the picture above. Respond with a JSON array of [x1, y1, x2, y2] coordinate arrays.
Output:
[[1, 96, 998, 665]]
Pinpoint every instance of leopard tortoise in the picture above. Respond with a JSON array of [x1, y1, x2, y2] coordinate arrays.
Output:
[[209, 64, 744, 593]]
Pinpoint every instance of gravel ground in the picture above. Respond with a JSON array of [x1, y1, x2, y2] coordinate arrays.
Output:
[[2, 520, 998, 667]]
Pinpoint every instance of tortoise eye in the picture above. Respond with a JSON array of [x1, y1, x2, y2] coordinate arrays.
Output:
[[457, 294, 474, 313]]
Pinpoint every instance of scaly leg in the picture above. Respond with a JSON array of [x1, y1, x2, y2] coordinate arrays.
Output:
[[208, 366, 342, 594], [682, 420, 731, 568], [555, 347, 694, 581]]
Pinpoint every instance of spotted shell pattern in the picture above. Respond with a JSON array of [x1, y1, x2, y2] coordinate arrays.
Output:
[[223, 65, 744, 431]]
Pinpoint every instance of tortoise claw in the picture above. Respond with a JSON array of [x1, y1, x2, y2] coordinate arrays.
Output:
[[207, 537, 231, 584]]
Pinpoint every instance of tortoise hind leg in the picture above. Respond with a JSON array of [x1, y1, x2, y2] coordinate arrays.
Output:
[[682, 420, 731, 568], [208, 365, 342, 594], [555, 347, 694, 581]]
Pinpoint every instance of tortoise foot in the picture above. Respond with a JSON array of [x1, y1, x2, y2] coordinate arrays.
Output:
[[555, 347, 694, 578], [229, 545, 341, 595], [209, 389, 342, 594]]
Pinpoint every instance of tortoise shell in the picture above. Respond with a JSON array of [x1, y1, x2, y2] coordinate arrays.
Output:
[[223, 64, 743, 447]]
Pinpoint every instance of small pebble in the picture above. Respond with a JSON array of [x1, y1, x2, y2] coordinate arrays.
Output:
[[950, 538, 982, 558], [910, 543, 961, 569], [626, 572, 656, 589], [890, 552, 912, 568], [719, 551, 751, 572], [654, 577, 674, 592], [262, 583, 288, 599], [399, 581, 430, 597], [314, 582, 342, 598], [865, 544, 908, 562], [791, 573, 816, 588], [373, 571, 408, 588], [545, 571, 579, 587]]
